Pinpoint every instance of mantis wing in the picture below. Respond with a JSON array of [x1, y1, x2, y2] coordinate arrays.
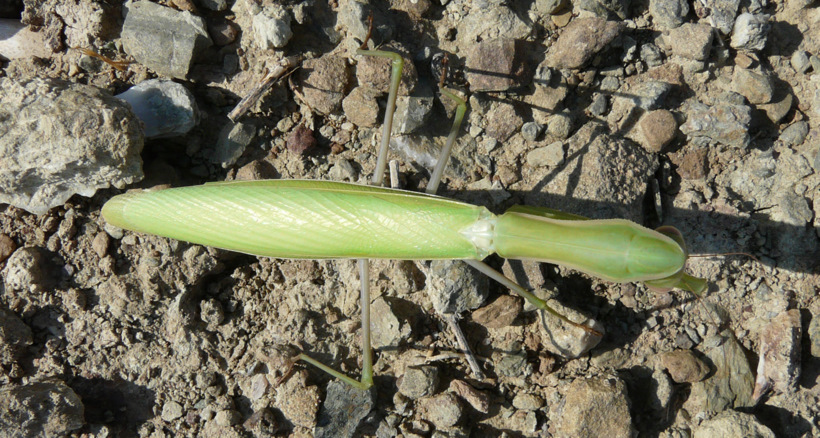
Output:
[[103, 179, 491, 260]]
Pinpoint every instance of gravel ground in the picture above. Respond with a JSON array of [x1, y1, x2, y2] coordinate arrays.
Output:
[[1, 0, 819, 437]]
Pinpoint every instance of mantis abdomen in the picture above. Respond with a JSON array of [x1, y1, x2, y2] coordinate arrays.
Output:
[[102, 179, 702, 292]]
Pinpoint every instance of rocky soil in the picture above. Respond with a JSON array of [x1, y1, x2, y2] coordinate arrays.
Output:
[[0, 0, 819, 437]]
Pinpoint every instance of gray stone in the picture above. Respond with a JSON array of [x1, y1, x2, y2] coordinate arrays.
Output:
[[426, 260, 489, 315], [588, 93, 608, 116], [680, 101, 752, 148], [684, 330, 754, 415], [116, 79, 199, 139], [730, 13, 771, 51], [300, 54, 350, 115], [0, 381, 85, 436], [539, 299, 604, 358], [512, 392, 545, 411], [2, 247, 49, 291], [198, 0, 228, 11], [399, 365, 440, 399], [668, 23, 714, 61], [650, 0, 689, 29], [641, 43, 664, 67], [532, 0, 567, 15], [161, 401, 184, 421], [336, 0, 394, 45], [394, 90, 434, 134], [732, 68, 773, 104], [790, 50, 810, 73], [422, 393, 463, 429], [526, 141, 565, 167], [370, 297, 411, 349], [702, 0, 742, 33], [215, 409, 241, 426], [121, 1, 212, 79], [466, 38, 527, 92], [0, 77, 143, 215], [0, 307, 32, 364], [693, 410, 775, 438], [575, 0, 631, 19], [546, 18, 624, 69], [485, 102, 523, 142], [457, 1, 531, 45], [810, 312, 820, 357], [252, 4, 293, 49], [546, 112, 573, 139], [660, 349, 710, 383], [779, 121, 809, 146], [211, 121, 256, 167], [551, 376, 634, 438], [521, 122, 544, 141], [497, 348, 531, 378], [315, 380, 376, 438]]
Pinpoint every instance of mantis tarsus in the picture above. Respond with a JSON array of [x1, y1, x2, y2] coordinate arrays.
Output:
[[102, 43, 707, 390]]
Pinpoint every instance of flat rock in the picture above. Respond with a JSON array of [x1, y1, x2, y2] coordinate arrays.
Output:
[[693, 410, 775, 438], [0, 381, 85, 436], [115, 79, 199, 139], [680, 101, 752, 148], [752, 309, 802, 401], [732, 68, 773, 104], [426, 260, 489, 314], [121, 1, 212, 79], [299, 54, 350, 115], [342, 86, 381, 127], [551, 376, 634, 438], [252, 4, 293, 49], [466, 38, 528, 91], [702, 0, 741, 33], [667, 23, 714, 61], [638, 109, 678, 152], [0, 77, 143, 214], [546, 17, 624, 69], [0, 307, 32, 364], [315, 380, 376, 438], [660, 349, 710, 383], [472, 295, 522, 328], [731, 13, 771, 51], [649, 0, 689, 29], [485, 102, 523, 142]]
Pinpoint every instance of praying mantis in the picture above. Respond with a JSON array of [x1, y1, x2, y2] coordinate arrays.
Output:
[[102, 43, 707, 391]]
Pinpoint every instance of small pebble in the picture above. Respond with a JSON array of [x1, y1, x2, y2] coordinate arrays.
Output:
[[449, 380, 490, 413], [422, 393, 463, 429], [0, 234, 17, 263], [791, 50, 810, 73], [779, 121, 809, 146], [471, 295, 522, 328], [521, 122, 544, 141], [512, 392, 545, 411], [162, 401, 184, 422], [399, 365, 440, 400]]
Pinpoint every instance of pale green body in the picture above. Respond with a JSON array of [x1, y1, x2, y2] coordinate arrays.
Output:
[[103, 179, 700, 291]]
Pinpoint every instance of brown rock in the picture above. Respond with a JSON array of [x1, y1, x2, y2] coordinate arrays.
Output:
[[660, 349, 710, 383], [0, 234, 16, 264], [472, 295, 522, 328], [671, 149, 708, 180], [287, 124, 316, 155], [299, 54, 349, 115], [466, 38, 528, 92], [638, 110, 678, 152], [484, 102, 523, 142], [752, 309, 802, 401], [546, 18, 624, 69], [342, 86, 381, 128], [449, 380, 490, 413], [667, 23, 714, 61], [356, 46, 417, 95]]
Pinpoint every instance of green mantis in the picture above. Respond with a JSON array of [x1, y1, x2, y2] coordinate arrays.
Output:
[[102, 43, 707, 391]]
